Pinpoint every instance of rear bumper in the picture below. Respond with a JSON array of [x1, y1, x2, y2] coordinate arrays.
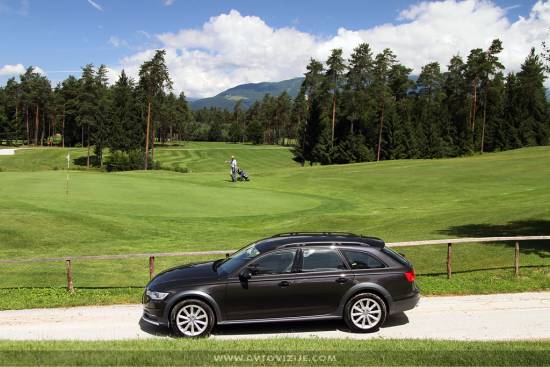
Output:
[[390, 289, 420, 315]]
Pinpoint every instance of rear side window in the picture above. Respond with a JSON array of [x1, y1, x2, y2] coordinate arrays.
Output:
[[382, 248, 411, 267], [301, 248, 347, 272], [341, 250, 386, 269]]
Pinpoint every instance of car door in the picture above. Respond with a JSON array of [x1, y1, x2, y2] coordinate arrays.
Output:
[[223, 249, 302, 321], [289, 247, 355, 317]]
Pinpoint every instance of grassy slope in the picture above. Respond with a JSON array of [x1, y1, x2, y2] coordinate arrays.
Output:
[[0, 339, 548, 366], [0, 144, 549, 308]]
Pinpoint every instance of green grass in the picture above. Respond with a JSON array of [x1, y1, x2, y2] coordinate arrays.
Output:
[[0, 147, 89, 171], [0, 144, 549, 308], [0, 142, 298, 173], [0, 339, 548, 366]]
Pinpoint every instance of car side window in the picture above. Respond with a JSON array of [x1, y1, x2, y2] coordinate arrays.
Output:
[[248, 250, 297, 275], [341, 249, 386, 269], [301, 248, 347, 272]]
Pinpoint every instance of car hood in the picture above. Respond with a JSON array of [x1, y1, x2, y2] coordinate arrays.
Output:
[[147, 261, 220, 289]]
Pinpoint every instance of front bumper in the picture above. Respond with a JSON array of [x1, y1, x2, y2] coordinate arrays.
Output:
[[142, 292, 170, 326], [141, 310, 169, 327]]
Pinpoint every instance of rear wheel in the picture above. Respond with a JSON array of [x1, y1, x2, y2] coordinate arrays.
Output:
[[170, 299, 215, 338], [344, 293, 387, 332]]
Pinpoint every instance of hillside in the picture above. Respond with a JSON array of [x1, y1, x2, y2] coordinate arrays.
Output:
[[190, 77, 304, 110]]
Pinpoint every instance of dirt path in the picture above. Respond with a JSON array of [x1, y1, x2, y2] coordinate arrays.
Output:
[[0, 292, 548, 341]]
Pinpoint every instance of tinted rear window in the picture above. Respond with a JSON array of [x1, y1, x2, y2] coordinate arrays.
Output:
[[382, 248, 411, 267], [341, 250, 386, 269], [301, 248, 347, 272]]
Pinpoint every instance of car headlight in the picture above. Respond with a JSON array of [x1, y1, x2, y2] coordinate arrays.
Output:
[[146, 290, 169, 300]]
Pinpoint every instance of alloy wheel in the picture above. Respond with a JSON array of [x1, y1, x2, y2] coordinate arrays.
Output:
[[175, 304, 209, 337], [350, 298, 382, 329]]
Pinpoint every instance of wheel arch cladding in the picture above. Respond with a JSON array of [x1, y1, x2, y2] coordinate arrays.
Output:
[[166, 291, 221, 325], [338, 283, 392, 315]]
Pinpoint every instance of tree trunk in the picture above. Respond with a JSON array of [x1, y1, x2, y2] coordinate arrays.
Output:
[[81, 125, 84, 147], [144, 100, 151, 170], [472, 80, 477, 131], [152, 125, 156, 162], [331, 94, 336, 147], [34, 105, 39, 146], [480, 93, 487, 154], [25, 107, 29, 145], [86, 125, 90, 169], [15, 104, 19, 143], [40, 112, 45, 146], [377, 104, 385, 162], [62, 109, 65, 148]]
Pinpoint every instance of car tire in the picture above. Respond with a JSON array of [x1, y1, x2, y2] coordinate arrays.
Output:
[[170, 299, 215, 338], [344, 293, 387, 333]]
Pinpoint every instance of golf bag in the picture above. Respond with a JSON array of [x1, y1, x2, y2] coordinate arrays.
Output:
[[237, 168, 250, 181]]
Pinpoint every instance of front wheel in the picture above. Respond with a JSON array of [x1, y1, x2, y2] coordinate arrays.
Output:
[[344, 293, 387, 333], [170, 299, 215, 338]]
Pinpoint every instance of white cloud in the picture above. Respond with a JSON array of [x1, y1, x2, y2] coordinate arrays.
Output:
[[0, 63, 45, 76], [163, 0, 174, 5], [114, 1, 550, 98], [87, 0, 103, 12], [108, 36, 128, 48], [0, 64, 25, 76]]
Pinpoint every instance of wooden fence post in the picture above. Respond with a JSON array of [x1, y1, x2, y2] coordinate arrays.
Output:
[[447, 243, 452, 279], [66, 259, 74, 293], [515, 241, 520, 277], [149, 256, 155, 279]]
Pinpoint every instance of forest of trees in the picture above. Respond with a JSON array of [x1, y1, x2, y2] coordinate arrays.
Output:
[[293, 40, 549, 165], [0, 50, 188, 169], [0, 40, 548, 169]]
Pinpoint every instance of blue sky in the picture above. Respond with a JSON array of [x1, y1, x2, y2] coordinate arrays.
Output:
[[0, 0, 548, 97]]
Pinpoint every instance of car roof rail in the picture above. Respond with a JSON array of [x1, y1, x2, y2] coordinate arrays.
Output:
[[271, 232, 362, 238]]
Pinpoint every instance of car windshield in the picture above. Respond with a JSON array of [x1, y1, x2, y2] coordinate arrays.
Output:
[[218, 243, 261, 276]]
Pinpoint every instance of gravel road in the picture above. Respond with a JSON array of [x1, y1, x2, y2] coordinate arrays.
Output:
[[0, 292, 548, 341]]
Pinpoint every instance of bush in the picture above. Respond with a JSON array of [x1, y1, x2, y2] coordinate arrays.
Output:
[[174, 166, 189, 173], [73, 155, 101, 167], [105, 150, 146, 172], [160, 165, 189, 173]]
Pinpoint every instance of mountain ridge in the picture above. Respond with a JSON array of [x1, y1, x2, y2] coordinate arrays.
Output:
[[190, 77, 304, 110]]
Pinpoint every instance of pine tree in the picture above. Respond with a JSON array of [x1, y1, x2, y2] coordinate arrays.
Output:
[[139, 50, 172, 169], [372, 49, 396, 161], [94, 64, 110, 166], [516, 48, 549, 145], [325, 49, 346, 147], [479, 39, 504, 153], [444, 55, 470, 154], [77, 64, 98, 168], [110, 70, 142, 152], [416, 62, 445, 158]]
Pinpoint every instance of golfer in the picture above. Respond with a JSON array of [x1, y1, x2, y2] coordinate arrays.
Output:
[[226, 155, 238, 182]]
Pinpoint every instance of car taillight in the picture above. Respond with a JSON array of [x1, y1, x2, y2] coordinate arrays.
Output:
[[404, 269, 415, 282]]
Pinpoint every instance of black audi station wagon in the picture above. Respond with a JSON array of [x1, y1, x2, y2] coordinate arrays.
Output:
[[142, 232, 419, 337]]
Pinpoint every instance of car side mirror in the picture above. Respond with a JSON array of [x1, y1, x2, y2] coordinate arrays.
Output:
[[239, 268, 252, 281]]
